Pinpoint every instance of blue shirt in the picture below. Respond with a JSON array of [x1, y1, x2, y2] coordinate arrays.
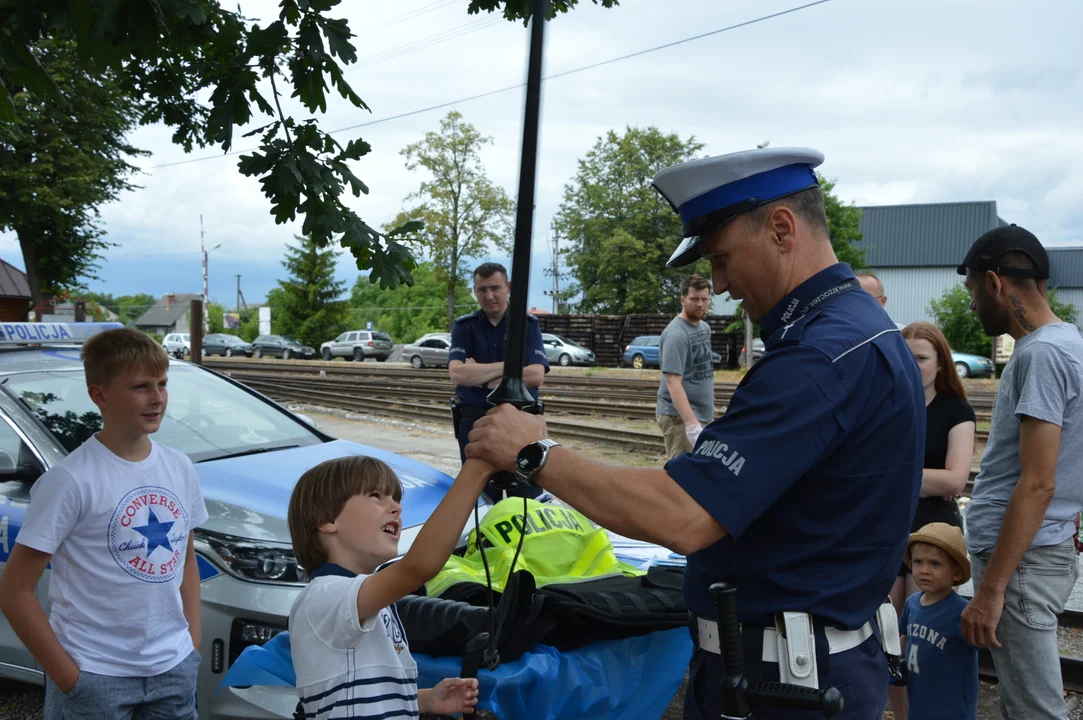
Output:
[[900, 591, 977, 720], [666, 263, 924, 628], [449, 309, 550, 408]]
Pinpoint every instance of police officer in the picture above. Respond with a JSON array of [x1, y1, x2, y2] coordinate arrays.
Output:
[[465, 148, 925, 720], [449, 261, 550, 504]]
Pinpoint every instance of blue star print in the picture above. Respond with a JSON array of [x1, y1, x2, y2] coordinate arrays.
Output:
[[133, 508, 175, 557]]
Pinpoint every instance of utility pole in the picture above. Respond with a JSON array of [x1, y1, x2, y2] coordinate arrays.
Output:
[[542, 222, 562, 314], [235, 274, 242, 315], [200, 215, 222, 334], [743, 309, 755, 370], [201, 215, 209, 334]]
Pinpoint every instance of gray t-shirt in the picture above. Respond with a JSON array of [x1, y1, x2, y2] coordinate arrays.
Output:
[[656, 316, 715, 424], [966, 322, 1083, 555]]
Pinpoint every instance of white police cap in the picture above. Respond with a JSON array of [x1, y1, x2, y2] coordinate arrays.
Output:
[[652, 147, 825, 268]]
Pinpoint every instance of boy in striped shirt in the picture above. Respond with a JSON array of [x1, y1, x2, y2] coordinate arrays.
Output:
[[288, 455, 490, 718]]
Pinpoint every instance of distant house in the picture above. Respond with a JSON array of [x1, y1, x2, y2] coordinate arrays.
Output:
[[134, 293, 202, 335], [0, 259, 31, 322]]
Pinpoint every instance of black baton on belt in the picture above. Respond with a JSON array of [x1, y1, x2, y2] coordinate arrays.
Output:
[[710, 583, 845, 720]]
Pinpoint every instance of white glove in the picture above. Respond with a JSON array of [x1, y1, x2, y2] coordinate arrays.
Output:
[[685, 422, 703, 446]]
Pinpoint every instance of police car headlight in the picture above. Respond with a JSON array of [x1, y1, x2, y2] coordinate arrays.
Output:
[[195, 529, 305, 585]]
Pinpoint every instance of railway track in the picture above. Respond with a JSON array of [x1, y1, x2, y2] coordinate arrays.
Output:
[[205, 359, 994, 439]]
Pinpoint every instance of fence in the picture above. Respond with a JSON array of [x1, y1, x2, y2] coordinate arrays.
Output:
[[536, 313, 743, 368]]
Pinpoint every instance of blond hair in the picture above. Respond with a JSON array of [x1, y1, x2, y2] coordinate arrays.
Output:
[[81, 328, 169, 387], [287, 456, 403, 574]]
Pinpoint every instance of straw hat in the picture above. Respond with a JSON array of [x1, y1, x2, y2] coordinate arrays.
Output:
[[904, 522, 971, 584]]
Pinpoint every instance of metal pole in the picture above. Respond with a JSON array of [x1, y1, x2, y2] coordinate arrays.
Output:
[[235, 274, 242, 315], [201, 215, 210, 334], [189, 299, 203, 364], [744, 310, 755, 369], [487, 0, 549, 408]]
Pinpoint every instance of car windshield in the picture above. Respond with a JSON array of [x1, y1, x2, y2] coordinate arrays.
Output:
[[223, 335, 245, 344], [5, 365, 323, 462], [280, 336, 301, 345], [558, 336, 585, 349]]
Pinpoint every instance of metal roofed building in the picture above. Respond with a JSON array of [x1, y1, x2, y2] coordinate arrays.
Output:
[[708, 200, 1083, 329]]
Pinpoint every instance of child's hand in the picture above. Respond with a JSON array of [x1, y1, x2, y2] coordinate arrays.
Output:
[[428, 677, 480, 714]]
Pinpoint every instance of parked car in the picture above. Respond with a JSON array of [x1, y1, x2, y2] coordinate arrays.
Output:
[[622, 336, 660, 369], [251, 335, 316, 360], [622, 335, 722, 370], [952, 350, 995, 378], [403, 333, 452, 368], [0, 322, 488, 718], [203, 333, 253, 357], [162, 332, 191, 358], [542, 334, 596, 367], [319, 330, 394, 362]]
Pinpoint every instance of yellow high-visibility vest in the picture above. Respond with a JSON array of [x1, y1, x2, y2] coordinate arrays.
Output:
[[425, 498, 645, 597]]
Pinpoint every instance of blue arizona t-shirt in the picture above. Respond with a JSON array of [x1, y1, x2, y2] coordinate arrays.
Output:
[[899, 591, 977, 720]]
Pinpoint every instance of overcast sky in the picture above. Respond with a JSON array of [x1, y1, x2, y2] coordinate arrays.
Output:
[[2, 0, 1080, 315]]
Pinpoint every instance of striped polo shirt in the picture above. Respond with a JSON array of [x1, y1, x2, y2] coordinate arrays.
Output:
[[290, 571, 419, 719]]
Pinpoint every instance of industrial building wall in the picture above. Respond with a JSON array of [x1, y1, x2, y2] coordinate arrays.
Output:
[[870, 267, 961, 326], [1054, 288, 1083, 331], [709, 267, 962, 326], [709, 268, 1083, 331]]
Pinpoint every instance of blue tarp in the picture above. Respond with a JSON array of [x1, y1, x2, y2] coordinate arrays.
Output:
[[219, 629, 692, 720]]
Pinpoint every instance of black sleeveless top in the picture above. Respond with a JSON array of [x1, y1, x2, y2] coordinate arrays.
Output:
[[912, 393, 976, 531]]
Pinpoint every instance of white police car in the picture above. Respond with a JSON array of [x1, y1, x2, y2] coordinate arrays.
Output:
[[0, 323, 475, 718]]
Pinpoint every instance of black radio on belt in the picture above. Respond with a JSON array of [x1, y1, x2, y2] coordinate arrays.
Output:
[[710, 583, 845, 720]]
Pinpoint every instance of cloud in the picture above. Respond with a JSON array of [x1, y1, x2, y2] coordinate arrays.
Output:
[[1, 0, 1080, 312]]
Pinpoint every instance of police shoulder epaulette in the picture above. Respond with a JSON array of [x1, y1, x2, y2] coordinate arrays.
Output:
[[765, 312, 812, 349], [454, 311, 477, 324], [526, 313, 538, 322]]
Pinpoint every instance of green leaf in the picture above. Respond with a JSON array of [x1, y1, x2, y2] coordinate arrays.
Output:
[[319, 17, 356, 63], [337, 137, 371, 162], [246, 21, 289, 58]]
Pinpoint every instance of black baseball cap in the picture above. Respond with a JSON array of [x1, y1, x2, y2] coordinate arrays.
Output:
[[957, 224, 1049, 279]]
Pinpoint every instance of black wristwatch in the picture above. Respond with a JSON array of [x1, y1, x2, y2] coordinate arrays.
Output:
[[514, 439, 561, 486]]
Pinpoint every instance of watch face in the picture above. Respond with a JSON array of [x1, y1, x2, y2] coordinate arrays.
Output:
[[517, 443, 543, 473]]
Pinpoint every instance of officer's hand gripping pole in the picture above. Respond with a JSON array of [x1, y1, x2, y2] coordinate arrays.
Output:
[[710, 583, 845, 720]]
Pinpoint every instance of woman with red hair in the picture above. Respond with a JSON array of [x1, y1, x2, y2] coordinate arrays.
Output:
[[891, 322, 977, 609]]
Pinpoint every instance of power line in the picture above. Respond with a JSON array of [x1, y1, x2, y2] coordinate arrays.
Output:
[[355, 0, 459, 37], [352, 17, 504, 70], [147, 0, 832, 171]]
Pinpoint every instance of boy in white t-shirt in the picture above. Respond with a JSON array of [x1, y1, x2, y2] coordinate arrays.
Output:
[[287, 454, 491, 718], [0, 328, 207, 719]]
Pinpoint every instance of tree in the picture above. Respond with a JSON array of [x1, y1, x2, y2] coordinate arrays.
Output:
[[351, 262, 475, 344], [0, 39, 146, 307], [272, 235, 350, 348], [819, 174, 865, 270], [1, 2, 616, 293], [555, 126, 707, 314], [81, 291, 157, 326], [929, 285, 989, 357], [928, 284, 1079, 357], [387, 111, 514, 330]]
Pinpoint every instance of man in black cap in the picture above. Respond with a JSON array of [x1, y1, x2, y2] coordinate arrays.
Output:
[[958, 224, 1083, 720]]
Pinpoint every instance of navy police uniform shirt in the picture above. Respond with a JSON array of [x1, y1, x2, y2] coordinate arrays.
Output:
[[449, 309, 549, 408], [666, 263, 924, 629]]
